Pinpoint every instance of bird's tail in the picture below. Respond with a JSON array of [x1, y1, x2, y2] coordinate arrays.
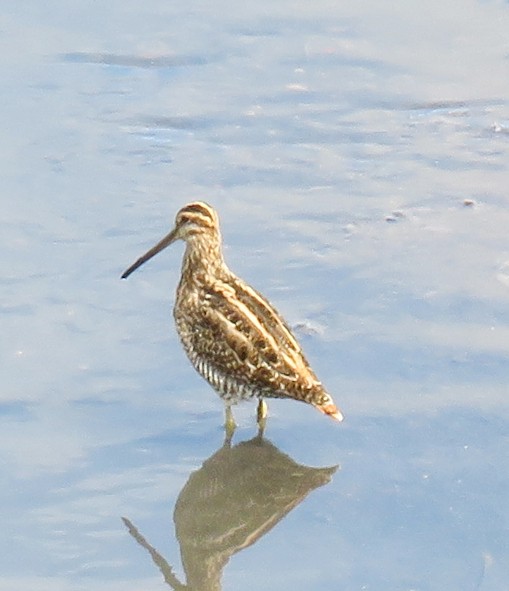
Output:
[[316, 398, 344, 422]]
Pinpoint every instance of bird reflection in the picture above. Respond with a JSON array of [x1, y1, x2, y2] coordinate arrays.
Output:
[[123, 434, 338, 591]]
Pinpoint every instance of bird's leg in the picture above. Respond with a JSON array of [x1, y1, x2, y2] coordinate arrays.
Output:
[[224, 405, 236, 444], [256, 398, 268, 437]]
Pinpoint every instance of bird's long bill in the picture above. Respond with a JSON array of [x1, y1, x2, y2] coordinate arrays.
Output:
[[121, 227, 178, 279]]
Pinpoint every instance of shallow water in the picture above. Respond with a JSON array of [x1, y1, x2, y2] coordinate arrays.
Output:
[[2, 1, 509, 589]]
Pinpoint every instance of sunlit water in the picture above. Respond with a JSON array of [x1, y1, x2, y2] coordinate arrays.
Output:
[[2, 1, 509, 589]]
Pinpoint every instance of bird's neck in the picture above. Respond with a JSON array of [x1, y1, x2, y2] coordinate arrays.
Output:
[[181, 235, 227, 281]]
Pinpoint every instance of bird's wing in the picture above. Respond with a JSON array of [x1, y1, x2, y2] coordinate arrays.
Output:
[[190, 277, 321, 391]]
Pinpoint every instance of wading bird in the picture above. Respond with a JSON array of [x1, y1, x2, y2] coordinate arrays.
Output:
[[122, 202, 343, 436]]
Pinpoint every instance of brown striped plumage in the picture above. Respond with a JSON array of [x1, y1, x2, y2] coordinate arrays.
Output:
[[122, 202, 343, 432]]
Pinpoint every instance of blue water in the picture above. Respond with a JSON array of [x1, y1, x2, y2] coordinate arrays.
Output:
[[2, 1, 509, 589]]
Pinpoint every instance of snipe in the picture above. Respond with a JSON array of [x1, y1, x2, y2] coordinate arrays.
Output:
[[122, 202, 343, 435]]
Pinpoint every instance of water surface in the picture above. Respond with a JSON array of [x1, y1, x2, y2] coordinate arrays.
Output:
[[2, 1, 509, 589]]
